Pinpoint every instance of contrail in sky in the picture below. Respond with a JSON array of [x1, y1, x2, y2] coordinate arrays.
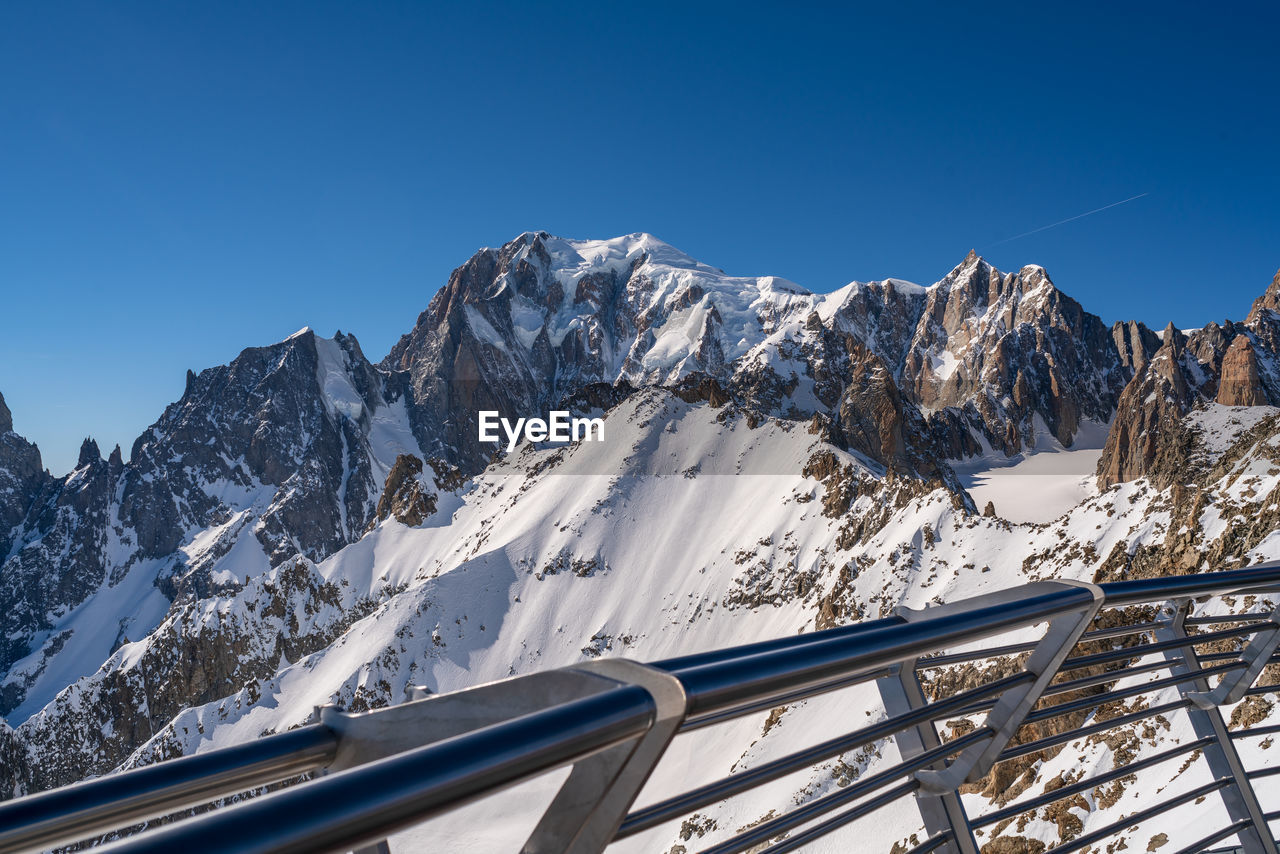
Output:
[[987, 192, 1149, 247]]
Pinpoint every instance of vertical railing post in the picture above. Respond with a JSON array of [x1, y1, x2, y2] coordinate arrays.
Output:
[[877, 660, 979, 854], [1156, 600, 1278, 854], [878, 581, 1102, 854], [521, 659, 688, 854]]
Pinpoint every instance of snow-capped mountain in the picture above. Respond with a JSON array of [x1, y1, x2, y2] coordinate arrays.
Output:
[[380, 232, 1145, 475], [0, 329, 425, 721], [2, 233, 1279, 852]]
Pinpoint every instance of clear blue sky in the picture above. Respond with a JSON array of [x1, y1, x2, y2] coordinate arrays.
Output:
[[2, 2, 1277, 475]]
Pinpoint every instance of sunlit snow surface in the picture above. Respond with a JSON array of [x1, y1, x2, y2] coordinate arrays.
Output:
[[13, 319, 1280, 854], [48, 397, 1270, 853], [953, 418, 1108, 523]]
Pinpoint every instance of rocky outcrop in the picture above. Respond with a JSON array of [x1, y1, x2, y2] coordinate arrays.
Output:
[[899, 252, 1131, 452], [371, 455, 436, 528], [1246, 268, 1280, 324], [1097, 325, 1199, 488], [2, 556, 386, 797], [669, 373, 731, 408], [1217, 335, 1269, 406], [1100, 268, 1280, 486], [1112, 320, 1162, 375], [383, 235, 1140, 472], [835, 344, 910, 469], [0, 392, 48, 562], [0, 438, 119, 701], [0, 330, 425, 718]]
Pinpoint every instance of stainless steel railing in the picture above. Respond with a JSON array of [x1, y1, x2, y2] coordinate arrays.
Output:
[[3, 564, 1280, 853]]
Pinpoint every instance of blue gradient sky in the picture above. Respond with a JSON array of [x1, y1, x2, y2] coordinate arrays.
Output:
[[2, 2, 1277, 474]]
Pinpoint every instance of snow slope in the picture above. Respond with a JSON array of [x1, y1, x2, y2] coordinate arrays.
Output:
[[954, 418, 1109, 523], [12, 394, 1264, 852]]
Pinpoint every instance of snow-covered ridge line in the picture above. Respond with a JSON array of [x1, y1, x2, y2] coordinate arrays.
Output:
[[4, 230, 1277, 852]]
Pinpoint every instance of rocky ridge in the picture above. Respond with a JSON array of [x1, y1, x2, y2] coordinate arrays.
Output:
[[0, 329, 426, 718], [2, 235, 1279, 853], [1099, 268, 1280, 487]]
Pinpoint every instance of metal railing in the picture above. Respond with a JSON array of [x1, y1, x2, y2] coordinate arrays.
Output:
[[4, 564, 1280, 853]]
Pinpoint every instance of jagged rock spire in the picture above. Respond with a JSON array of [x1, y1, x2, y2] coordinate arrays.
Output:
[[77, 438, 101, 468], [1216, 335, 1269, 406], [0, 391, 11, 434], [1247, 267, 1280, 323]]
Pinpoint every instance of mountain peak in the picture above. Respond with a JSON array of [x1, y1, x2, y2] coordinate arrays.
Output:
[[77, 438, 101, 468], [942, 250, 994, 284], [0, 391, 11, 434], [1246, 267, 1280, 324], [1159, 321, 1185, 356]]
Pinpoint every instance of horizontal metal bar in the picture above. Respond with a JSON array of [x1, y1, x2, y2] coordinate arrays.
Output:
[[667, 585, 1099, 721], [1247, 683, 1280, 697], [1098, 564, 1280, 607], [1232, 723, 1280, 740], [997, 699, 1192, 762], [917, 620, 1169, 668], [1247, 764, 1280, 780], [1052, 778, 1231, 854], [1200, 649, 1280, 664], [0, 724, 338, 854], [973, 737, 1213, 828], [950, 657, 1184, 718], [918, 640, 1036, 667], [1022, 661, 1245, 725], [1080, 620, 1165, 641], [655, 616, 906, 673], [1057, 624, 1256, 673], [1171, 819, 1252, 854], [753, 780, 920, 854], [1041, 656, 1184, 699], [695, 728, 992, 854], [678, 667, 891, 732], [902, 833, 952, 854], [96, 686, 656, 854], [1186, 613, 1274, 626], [619, 673, 1033, 838]]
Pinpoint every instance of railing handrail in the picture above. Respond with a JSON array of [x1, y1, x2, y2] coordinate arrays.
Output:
[[1, 562, 1279, 854]]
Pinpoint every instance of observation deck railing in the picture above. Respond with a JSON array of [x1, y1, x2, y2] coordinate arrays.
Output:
[[5, 565, 1280, 853]]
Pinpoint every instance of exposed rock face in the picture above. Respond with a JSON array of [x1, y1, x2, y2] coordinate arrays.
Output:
[[385, 235, 1142, 480], [1246, 267, 1280, 324], [124, 329, 397, 575], [0, 439, 118, 706], [1098, 326, 1197, 488], [381, 232, 823, 470], [1112, 320, 1162, 375], [0, 330, 425, 717], [0, 392, 49, 562], [1099, 268, 1280, 486], [371, 455, 437, 528], [1217, 335, 1268, 406], [900, 252, 1132, 452], [835, 343, 929, 473]]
